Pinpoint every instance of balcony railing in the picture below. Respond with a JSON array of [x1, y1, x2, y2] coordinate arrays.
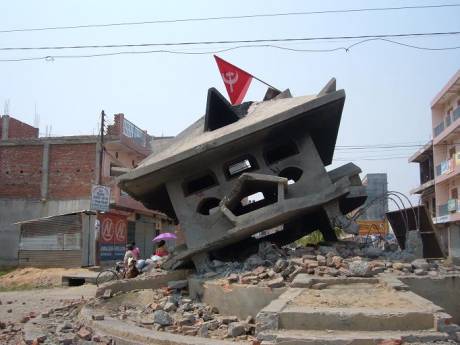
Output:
[[438, 203, 448, 217], [454, 107, 460, 122], [434, 122, 445, 137], [445, 114, 452, 127], [433, 106, 460, 138], [435, 164, 442, 176], [435, 158, 454, 177], [121, 117, 150, 149]]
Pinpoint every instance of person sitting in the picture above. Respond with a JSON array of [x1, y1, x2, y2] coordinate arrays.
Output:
[[123, 244, 134, 269], [124, 257, 139, 279], [131, 242, 140, 260], [155, 240, 169, 257]]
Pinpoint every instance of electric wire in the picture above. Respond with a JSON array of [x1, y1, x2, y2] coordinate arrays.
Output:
[[0, 31, 458, 51], [1, 3, 459, 34], [0, 36, 459, 62]]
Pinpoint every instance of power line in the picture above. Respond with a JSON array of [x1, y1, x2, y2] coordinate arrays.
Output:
[[0, 34, 459, 62], [0, 31, 459, 52], [1, 3, 459, 34], [334, 156, 410, 161]]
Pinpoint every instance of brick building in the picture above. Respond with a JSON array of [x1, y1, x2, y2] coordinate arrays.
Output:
[[0, 114, 175, 267]]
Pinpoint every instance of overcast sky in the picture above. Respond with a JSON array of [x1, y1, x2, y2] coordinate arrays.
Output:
[[1, 0, 459, 203]]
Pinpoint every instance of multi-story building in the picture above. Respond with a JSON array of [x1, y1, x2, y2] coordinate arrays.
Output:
[[356, 173, 389, 236], [0, 113, 175, 267], [409, 140, 435, 217], [410, 69, 460, 262]]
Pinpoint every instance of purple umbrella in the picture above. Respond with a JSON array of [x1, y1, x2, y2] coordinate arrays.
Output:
[[152, 232, 177, 242]]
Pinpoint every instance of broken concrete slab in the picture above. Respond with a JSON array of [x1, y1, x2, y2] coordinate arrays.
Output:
[[118, 83, 367, 272]]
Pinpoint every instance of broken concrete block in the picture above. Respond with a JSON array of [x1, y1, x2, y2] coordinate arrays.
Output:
[[411, 259, 430, 270], [118, 84, 367, 273], [228, 322, 247, 337], [316, 255, 326, 265], [91, 314, 105, 321], [273, 259, 288, 273], [163, 302, 177, 312], [349, 261, 371, 277], [198, 323, 209, 337], [23, 324, 47, 344], [218, 315, 238, 325], [266, 277, 284, 288], [414, 268, 427, 276], [58, 335, 76, 345], [76, 327, 92, 340], [168, 280, 188, 290], [153, 310, 173, 326]]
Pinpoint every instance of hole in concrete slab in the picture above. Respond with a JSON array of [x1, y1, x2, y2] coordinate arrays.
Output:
[[67, 278, 85, 286], [197, 197, 221, 215], [279, 166, 303, 184], [224, 154, 258, 179], [264, 140, 299, 165], [183, 171, 218, 196], [228, 181, 278, 216]]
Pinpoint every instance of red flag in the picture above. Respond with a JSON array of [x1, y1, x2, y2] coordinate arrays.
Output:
[[214, 55, 253, 105]]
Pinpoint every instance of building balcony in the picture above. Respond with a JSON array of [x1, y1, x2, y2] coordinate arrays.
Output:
[[434, 199, 460, 224], [408, 140, 433, 163], [433, 106, 460, 145], [434, 156, 460, 184], [409, 179, 435, 195]]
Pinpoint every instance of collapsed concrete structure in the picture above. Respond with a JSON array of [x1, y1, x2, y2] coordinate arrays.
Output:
[[119, 79, 367, 272]]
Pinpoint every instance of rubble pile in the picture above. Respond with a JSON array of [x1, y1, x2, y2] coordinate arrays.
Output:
[[95, 286, 258, 342], [1, 299, 116, 345], [0, 320, 23, 345], [201, 241, 460, 288]]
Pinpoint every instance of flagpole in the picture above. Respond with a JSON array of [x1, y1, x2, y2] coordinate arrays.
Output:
[[251, 75, 282, 93]]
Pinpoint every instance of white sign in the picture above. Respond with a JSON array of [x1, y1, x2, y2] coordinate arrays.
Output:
[[90, 185, 111, 212]]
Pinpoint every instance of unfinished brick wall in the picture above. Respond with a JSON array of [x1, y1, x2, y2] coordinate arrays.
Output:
[[7, 117, 39, 139], [48, 143, 96, 199], [0, 145, 43, 198]]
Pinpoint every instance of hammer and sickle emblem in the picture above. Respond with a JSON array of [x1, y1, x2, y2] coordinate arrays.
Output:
[[222, 71, 238, 93]]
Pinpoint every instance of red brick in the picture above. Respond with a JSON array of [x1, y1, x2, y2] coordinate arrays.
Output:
[[7, 117, 38, 139], [0, 145, 43, 198], [48, 143, 96, 199]]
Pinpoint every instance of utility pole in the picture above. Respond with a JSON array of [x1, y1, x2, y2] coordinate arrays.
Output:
[[95, 110, 106, 267], [98, 110, 106, 185]]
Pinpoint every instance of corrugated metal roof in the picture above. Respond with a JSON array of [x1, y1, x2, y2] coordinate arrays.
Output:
[[14, 210, 95, 225]]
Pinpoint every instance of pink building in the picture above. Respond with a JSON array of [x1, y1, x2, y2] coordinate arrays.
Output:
[[410, 70, 460, 263]]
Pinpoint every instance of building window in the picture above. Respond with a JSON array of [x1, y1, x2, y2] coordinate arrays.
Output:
[[182, 171, 218, 196], [197, 198, 221, 215], [224, 154, 258, 179], [451, 188, 458, 200], [263, 141, 299, 165]]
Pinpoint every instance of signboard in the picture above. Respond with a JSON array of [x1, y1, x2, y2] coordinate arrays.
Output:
[[99, 213, 127, 261], [90, 185, 111, 212]]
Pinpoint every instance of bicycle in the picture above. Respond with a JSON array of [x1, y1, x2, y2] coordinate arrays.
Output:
[[96, 261, 125, 287]]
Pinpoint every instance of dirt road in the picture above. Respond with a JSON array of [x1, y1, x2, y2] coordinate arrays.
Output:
[[0, 284, 97, 323]]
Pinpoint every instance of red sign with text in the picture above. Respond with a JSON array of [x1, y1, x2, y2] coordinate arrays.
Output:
[[99, 213, 127, 244]]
